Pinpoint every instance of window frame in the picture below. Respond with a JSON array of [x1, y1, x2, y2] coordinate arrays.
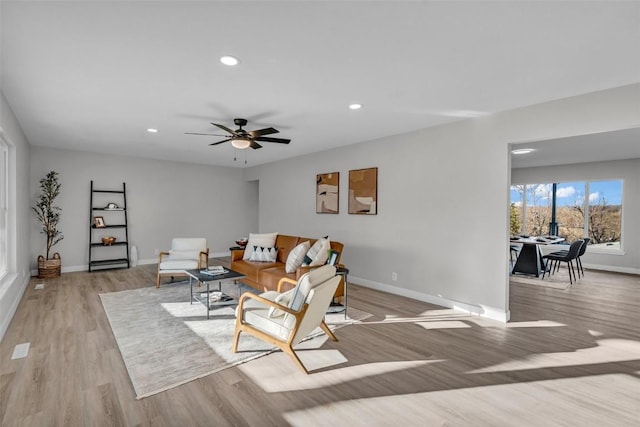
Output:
[[0, 134, 9, 280]]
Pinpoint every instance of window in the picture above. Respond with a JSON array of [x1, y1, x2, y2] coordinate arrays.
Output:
[[510, 179, 623, 251], [588, 180, 623, 249], [524, 183, 552, 236], [0, 137, 8, 279], [556, 181, 586, 243]]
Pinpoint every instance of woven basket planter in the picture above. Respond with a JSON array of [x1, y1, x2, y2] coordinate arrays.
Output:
[[37, 252, 61, 279]]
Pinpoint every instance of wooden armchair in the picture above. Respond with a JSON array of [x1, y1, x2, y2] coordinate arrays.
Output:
[[232, 265, 341, 373], [156, 238, 209, 287]]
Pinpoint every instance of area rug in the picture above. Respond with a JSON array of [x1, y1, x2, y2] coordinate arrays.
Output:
[[100, 281, 371, 399], [510, 273, 572, 290]]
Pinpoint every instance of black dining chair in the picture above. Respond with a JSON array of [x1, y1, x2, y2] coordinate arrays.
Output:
[[547, 237, 590, 278], [542, 239, 583, 284], [509, 245, 519, 270]]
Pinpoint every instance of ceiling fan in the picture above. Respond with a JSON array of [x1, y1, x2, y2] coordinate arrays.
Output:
[[185, 118, 291, 150]]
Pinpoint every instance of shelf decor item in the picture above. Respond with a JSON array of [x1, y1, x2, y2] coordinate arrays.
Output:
[[32, 170, 64, 278], [93, 216, 106, 228], [102, 236, 117, 245]]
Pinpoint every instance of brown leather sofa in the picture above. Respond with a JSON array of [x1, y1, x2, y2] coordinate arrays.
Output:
[[230, 234, 344, 296]]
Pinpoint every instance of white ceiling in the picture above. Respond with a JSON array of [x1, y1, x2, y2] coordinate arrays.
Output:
[[511, 127, 640, 169], [2, 1, 639, 168]]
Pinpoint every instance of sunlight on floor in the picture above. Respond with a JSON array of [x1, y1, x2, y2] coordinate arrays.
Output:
[[238, 354, 439, 393], [380, 310, 566, 330], [281, 374, 640, 426], [468, 338, 640, 373], [384, 309, 470, 322], [416, 320, 471, 330], [501, 320, 566, 328], [161, 301, 206, 317]]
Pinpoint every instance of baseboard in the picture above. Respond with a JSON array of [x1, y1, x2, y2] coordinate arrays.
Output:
[[581, 263, 640, 275], [0, 273, 30, 342], [350, 275, 510, 323], [34, 252, 233, 275]]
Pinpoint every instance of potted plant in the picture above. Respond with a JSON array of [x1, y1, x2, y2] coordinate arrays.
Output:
[[33, 170, 64, 278]]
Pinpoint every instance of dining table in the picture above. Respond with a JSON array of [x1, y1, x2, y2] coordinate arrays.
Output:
[[510, 236, 565, 277]]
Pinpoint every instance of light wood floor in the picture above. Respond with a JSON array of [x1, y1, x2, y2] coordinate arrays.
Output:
[[1, 260, 639, 426]]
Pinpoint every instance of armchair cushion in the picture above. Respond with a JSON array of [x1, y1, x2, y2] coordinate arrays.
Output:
[[159, 259, 200, 270], [239, 291, 292, 340], [283, 265, 337, 329], [171, 238, 207, 252], [168, 249, 202, 260]]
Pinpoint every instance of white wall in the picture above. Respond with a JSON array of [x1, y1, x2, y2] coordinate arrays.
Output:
[[0, 92, 32, 341], [4, 83, 639, 336], [246, 83, 640, 322], [512, 158, 640, 274], [30, 147, 258, 272]]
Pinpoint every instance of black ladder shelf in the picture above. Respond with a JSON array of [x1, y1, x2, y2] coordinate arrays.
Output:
[[89, 181, 130, 271]]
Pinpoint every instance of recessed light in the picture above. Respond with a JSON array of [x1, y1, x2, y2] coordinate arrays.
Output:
[[512, 148, 535, 155], [349, 103, 362, 110], [147, 128, 158, 133], [220, 56, 239, 66]]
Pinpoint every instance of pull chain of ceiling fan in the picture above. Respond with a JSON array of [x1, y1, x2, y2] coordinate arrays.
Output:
[[232, 149, 248, 165]]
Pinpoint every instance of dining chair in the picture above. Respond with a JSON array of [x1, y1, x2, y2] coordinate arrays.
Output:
[[542, 239, 583, 284], [547, 238, 590, 278], [509, 245, 519, 270]]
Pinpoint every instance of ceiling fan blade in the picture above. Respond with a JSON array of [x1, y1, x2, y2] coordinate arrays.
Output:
[[211, 123, 237, 135], [254, 136, 291, 144], [185, 132, 227, 136], [249, 127, 279, 137], [209, 138, 232, 146], [249, 140, 263, 150]]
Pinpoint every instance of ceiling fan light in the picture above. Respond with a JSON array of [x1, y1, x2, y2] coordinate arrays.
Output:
[[220, 56, 239, 66], [231, 138, 251, 149]]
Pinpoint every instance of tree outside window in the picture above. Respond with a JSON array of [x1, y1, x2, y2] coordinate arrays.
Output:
[[509, 179, 622, 249]]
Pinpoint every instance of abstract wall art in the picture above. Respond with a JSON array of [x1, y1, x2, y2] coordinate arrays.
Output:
[[316, 172, 339, 214], [348, 167, 377, 215]]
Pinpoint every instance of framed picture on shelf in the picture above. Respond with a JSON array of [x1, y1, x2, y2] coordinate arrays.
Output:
[[93, 216, 106, 228]]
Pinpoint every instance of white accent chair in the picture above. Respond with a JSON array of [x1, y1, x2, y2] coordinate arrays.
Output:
[[156, 238, 209, 288], [232, 264, 341, 374]]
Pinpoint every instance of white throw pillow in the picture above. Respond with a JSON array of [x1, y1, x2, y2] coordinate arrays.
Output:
[[268, 288, 296, 318], [242, 232, 278, 260], [248, 246, 278, 262], [303, 237, 331, 266], [285, 241, 310, 273]]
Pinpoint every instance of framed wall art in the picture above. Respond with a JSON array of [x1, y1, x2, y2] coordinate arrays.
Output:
[[348, 167, 377, 215], [316, 172, 339, 214]]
